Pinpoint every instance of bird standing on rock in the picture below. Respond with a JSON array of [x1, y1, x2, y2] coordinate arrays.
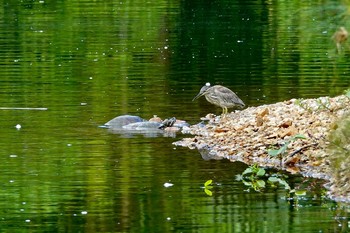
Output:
[[192, 82, 245, 115]]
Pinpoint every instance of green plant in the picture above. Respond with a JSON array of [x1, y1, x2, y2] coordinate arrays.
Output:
[[268, 134, 306, 158], [344, 88, 350, 99], [204, 180, 213, 196], [235, 164, 267, 191], [236, 164, 293, 192], [294, 98, 332, 112], [294, 98, 313, 112], [236, 165, 331, 205], [267, 174, 291, 190], [315, 97, 331, 111]]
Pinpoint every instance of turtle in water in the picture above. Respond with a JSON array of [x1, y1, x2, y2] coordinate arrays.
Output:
[[103, 115, 181, 130], [103, 115, 146, 128], [102, 115, 189, 138]]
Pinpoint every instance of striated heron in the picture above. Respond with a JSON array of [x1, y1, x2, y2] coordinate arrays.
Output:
[[192, 82, 245, 115], [332, 27, 348, 53]]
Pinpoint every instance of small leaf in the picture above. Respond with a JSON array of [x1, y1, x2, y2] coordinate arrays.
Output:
[[235, 174, 243, 181], [256, 168, 266, 176], [204, 180, 213, 187], [268, 149, 279, 156], [295, 190, 307, 196], [268, 176, 280, 182], [278, 180, 291, 190], [268, 147, 286, 156], [256, 180, 266, 188], [204, 188, 213, 196], [345, 89, 350, 98], [293, 134, 306, 140], [279, 145, 287, 154], [242, 167, 253, 175], [242, 181, 253, 186]]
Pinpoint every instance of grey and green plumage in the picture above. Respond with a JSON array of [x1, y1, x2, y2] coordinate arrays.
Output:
[[192, 82, 245, 114]]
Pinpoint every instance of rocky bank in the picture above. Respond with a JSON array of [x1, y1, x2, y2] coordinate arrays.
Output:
[[174, 95, 350, 202]]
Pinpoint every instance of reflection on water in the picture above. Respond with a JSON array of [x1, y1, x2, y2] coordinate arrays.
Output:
[[0, 0, 349, 232], [106, 127, 176, 138]]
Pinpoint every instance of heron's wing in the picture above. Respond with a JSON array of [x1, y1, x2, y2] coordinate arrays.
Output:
[[212, 85, 245, 106]]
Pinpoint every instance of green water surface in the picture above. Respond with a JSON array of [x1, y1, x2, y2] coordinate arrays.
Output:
[[0, 0, 349, 232]]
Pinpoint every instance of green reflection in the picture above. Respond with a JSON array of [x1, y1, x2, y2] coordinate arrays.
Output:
[[0, 0, 349, 232]]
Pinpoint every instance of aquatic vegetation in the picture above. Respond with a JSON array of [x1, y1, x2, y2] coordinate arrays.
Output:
[[267, 175, 291, 190], [203, 180, 213, 196], [236, 164, 292, 192], [235, 165, 330, 204], [235, 164, 267, 191]]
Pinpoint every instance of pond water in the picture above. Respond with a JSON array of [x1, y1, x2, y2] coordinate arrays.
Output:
[[1, 0, 350, 232]]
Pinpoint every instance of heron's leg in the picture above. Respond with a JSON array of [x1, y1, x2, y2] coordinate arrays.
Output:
[[337, 42, 341, 54]]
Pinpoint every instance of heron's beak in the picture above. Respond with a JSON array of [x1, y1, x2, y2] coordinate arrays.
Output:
[[192, 92, 204, 101]]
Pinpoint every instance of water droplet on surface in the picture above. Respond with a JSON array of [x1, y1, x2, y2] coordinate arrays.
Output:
[[163, 182, 174, 188]]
